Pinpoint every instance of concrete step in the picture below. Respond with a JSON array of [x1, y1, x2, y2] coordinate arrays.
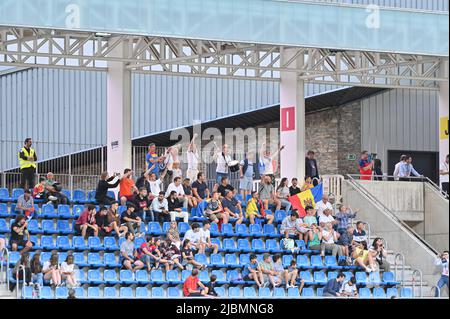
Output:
[[0, 284, 15, 299]]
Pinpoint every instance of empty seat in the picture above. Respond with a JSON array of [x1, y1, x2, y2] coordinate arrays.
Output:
[[327, 271, 338, 281], [57, 205, 72, 218], [369, 271, 382, 285], [223, 238, 238, 253], [282, 255, 294, 268], [297, 255, 311, 269], [41, 235, 56, 250], [355, 272, 368, 285], [147, 222, 163, 235], [87, 287, 100, 298], [178, 222, 190, 234], [215, 286, 226, 297], [12, 188, 24, 201], [42, 220, 57, 234], [72, 236, 88, 250], [0, 188, 11, 202], [26, 220, 42, 234], [42, 204, 57, 218], [135, 270, 150, 284], [0, 203, 9, 217], [151, 287, 165, 298], [104, 253, 120, 268], [104, 269, 120, 285], [251, 238, 265, 253], [73, 252, 88, 267], [120, 287, 134, 298], [57, 220, 72, 235], [61, 189, 72, 201], [273, 287, 286, 297], [359, 288, 371, 298], [226, 270, 240, 283], [386, 287, 398, 298], [373, 287, 387, 298], [221, 224, 235, 236], [72, 205, 84, 218], [324, 256, 340, 269], [259, 287, 271, 297], [275, 210, 286, 223], [73, 190, 87, 204], [301, 287, 315, 297], [88, 253, 104, 267], [224, 254, 239, 267], [228, 287, 241, 298], [382, 271, 399, 285], [56, 236, 71, 250], [313, 272, 327, 285], [310, 255, 324, 269], [210, 254, 225, 268], [235, 224, 248, 237], [87, 269, 103, 285], [88, 237, 103, 250], [168, 287, 181, 298], [400, 287, 413, 298], [104, 237, 118, 251], [239, 254, 250, 266], [87, 190, 97, 203], [237, 239, 252, 253], [150, 269, 165, 285], [249, 224, 263, 237], [39, 252, 52, 264], [73, 287, 85, 298], [40, 286, 54, 299], [194, 253, 208, 265], [104, 287, 117, 299], [166, 270, 181, 284], [120, 269, 136, 285], [211, 270, 227, 285], [263, 224, 278, 238], [22, 286, 33, 299], [136, 287, 150, 299], [299, 271, 314, 284], [288, 287, 300, 297]]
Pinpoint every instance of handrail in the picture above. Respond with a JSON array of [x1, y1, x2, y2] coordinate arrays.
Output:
[[16, 264, 26, 299], [430, 285, 440, 298], [411, 269, 423, 298], [394, 253, 405, 285], [346, 174, 439, 255], [0, 247, 9, 287]]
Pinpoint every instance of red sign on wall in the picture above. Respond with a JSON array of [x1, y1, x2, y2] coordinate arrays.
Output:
[[281, 106, 295, 132]]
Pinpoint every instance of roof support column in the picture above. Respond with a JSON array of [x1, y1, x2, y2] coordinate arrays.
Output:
[[279, 48, 305, 182], [106, 37, 132, 174], [439, 59, 449, 186]]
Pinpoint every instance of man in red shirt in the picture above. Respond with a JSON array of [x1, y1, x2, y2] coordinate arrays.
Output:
[[358, 151, 373, 181], [183, 269, 209, 297], [74, 204, 98, 238]]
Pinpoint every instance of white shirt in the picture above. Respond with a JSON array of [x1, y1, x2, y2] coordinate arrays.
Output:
[[165, 182, 185, 198], [183, 229, 202, 244], [319, 214, 335, 225], [340, 282, 357, 295], [187, 150, 199, 170], [216, 152, 231, 173], [172, 168, 183, 181], [440, 162, 449, 184], [151, 198, 168, 212], [199, 228, 211, 243], [262, 156, 273, 175], [315, 200, 333, 218], [42, 261, 58, 272], [149, 179, 163, 197], [60, 262, 75, 274], [435, 257, 449, 277], [321, 229, 335, 244]]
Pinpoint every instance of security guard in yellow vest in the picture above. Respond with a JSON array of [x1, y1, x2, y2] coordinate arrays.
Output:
[[18, 138, 37, 190]]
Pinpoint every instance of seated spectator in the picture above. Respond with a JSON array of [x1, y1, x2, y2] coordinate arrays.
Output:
[[323, 272, 345, 297], [11, 252, 31, 291], [206, 274, 219, 297], [272, 254, 291, 289], [276, 178, 292, 212], [260, 253, 282, 288], [165, 177, 188, 210], [259, 175, 281, 211], [340, 276, 358, 298], [30, 252, 43, 288], [119, 169, 138, 206], [191, 172, 210, 202], [120, 203, 144, 237], [120, 232, 144, 272], [137, 236, 161, 270], [95, 171, 120, 205], [335, 205, 358, 234], [221, 190, 244, 224], [242, 253, 264, 288], [217, 176, 236, 198], [107, 201, 128, 237], [181, 239, 206, 270], [285, 259, 299, 289], [246, 191, 275, 225], [182, 178, 198, 209], [204, 191, 227, 225], [337, 226, 354, 258], [353, 221, 368, 246], [75, 204, 98, 238], [133, 187, 151, 221], [10, 215, 33, 253], [161, 239, 184, 270], [32, 177, 46, 199], [168, 190, 189, 223], [315, 194, 333, 218], [95, 207, 113, 237], [303, 205, 318, 226], [183, 269, 208, 297], [352, 242, 374, 273], [183, 223, 204, 253], [308, 223, 323, 251], [0, 237, 4, 255], [44, 182, 69, 207], [289, 178, 301, 196], [199, 221, 219, 254], [369, 237, 390, 272], [320, 222, 343, 257], [301, 177, 314, 192], [15, 189, 35, 220], [68, 289, 77, 299], [280, 211, 309, 241], [43, 172, 56, 191], [151, 191, 170, 223], [166, 221, 181, 248], [42, 254, 62, 288], [318, 209, 337, 228], [60, 255, 77, 288]]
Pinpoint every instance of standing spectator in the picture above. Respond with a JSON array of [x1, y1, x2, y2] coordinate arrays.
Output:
[[315, 194, 333, 218], [289, 178, 301, 196], [213, 144, 232, 184], [172, 161, 183, 182], [18, 138, 37, 191], [95, 206, 113, 237], [242, 254, 264, 288], [239, 151, 256, 199], [352, 242, 374, 273], [246, 191, 275, 225], [191, 172, 210, 202], [168, 190, 189, 223], [276, 178, 292, 212], [280, 211, 309, 241], [398, 155, 422, 180], [393, 155, 407, 180], [182, 178, 198, 209], [323, 272, 345, 297], [439, 154, 449, 196], [120, 232, 144, 272], [42, 255, 62, 288], [181, 239, 206, 270], [373, 159, 383, 181], [133, 187, 151, 221], [107, 201, 128, 237], [340, 276, 358, 298], [165, 177, 188, 210], [321, 223, 343, 257], [259, 142, 285, 186], [135, 164, 155, 196], [120, 203, 144, 237], [146, 143, 162, 178], [186, 134, 200, 182], [32, 177, 46, 199], [335, 205, 358, 234], [119, 169, 138, 206], [358, 151, 373, 181], [260, 253, 282, 288], [151, 191, 170, 223], [183, 269, 208, 297], [148, 169, 167, 198], [30, 253, 43, 288], [217, 176, 236, 198], [95, 172, 120, 205], [353, 221, 368, 246], [10, 215, 33, 253], [221, 190, 244, 224], [305, 150, 320, 186], [60, 255, 77, 288], [318, 209, 337, 228], [199, 221, 219, 254], [74, 204, 98, 238], [15, 190, 35, 220], [259, 175, 281, 211], [434, 250, 449, 297], [205, 191, 227, 225], [183, 223, 204, 254], [369, 238, 390, 272], [166, 221, 181, 248]]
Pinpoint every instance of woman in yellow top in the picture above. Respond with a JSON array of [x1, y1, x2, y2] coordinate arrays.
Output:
[[352, 242, 375, 273], [300, 177, 314, 192], [246, 191, 274, 225]]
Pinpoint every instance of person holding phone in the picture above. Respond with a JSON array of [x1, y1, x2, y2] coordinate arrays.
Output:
[[434, 250, 449, 297]]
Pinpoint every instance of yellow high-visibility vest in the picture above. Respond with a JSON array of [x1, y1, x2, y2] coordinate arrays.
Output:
[[18, 147, 37, 169]]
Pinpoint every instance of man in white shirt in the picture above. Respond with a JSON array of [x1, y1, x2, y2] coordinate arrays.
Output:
[[259, 142, 285, 186], [183, 223, 204, 252], [319, 209, 336, 228], [340, 277, 358, 298], [393, 155, 407, 180], [320, 223, 343, 257], [186, 134, 200, 183], [214, 143, 232, 184], [315, 195, 333, 218], [165, 176, 188, 210], [434, 250, 449, 297], [149, 169, 166, 197], [151, 191, 169, 223], [440, 154, 449, 196], [198, 221, 219, 254]]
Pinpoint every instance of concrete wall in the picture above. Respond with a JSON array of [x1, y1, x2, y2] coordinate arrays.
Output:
[[423, 184, 449, 252]]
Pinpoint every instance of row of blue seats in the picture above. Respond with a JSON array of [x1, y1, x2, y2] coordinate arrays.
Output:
[[0, 188, 112, 204], [22, 285, 411, 299]]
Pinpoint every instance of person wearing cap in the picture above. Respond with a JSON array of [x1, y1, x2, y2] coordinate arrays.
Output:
[[120, 203, 144, 237], [15, 189, 35, 220]]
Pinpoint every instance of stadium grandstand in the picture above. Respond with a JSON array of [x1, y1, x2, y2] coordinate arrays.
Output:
[[0, 0, 448, 301]]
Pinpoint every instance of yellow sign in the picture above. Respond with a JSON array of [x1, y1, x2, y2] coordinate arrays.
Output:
[[441, 117, 449, 140]]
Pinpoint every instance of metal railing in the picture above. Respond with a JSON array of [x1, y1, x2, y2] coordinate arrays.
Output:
[[15, 264, 26, 299], [322, 175, 344, 203], [430, 285, 440, 298], [0, 247, 9, 287], [394, 253, 406, 285], [411, 268, 423, 298]]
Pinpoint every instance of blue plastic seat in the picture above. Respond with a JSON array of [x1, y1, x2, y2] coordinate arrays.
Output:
[[73, 190, 87, 204], [72, 236, 88, 250], [181, 270, 191, 282], [104, 237, 118, 251], [251, 238, 265, 253], [40, 286, 54, 299], [178, 222, 190, 235], [288, 287, 300, 297], [373, 287, 387, 298], [120, 269, 136, 285], [87, 190, 97, 203], [136, 287, 149, 299], [57, 252, 68, 264], [209, 237, 221, 251], [104, 269, 120, 285], [57, 204, 72, 219], [22, 286, 33, 299], [235, 224, 248, 237], [73, 252, 88, 267], [297, 255, 311, 269], [72, 205, 84, 218], [382, 271, 399, 285], [210, 253, 225, 268], [198, 270, 210, 283], [87, 269, 103, 285], [263, 224, 278, 238], [166, 270, 181, 284], [355, 272, 368, 285], [147, 222, 163, 235], [302, 287, 315, 297], [194, 253, 208, 265], [324, 256, 340, 269], [282, 255, 294, 268], [88, 252, 104, 267], [317, 288, 324, 297], [215, 286, 226, 297], [226, 269, 240, 283], [161, 222, 171, 233], [72, 287, 85, 298], [120, 287, 134, 298], [57, 220, 72, 235], [243, 287, 257, 297], [87, 287, 100, 298], [228, 287, 241, 298], [310, 255, 325, 269], [88, 237, 103, 250], [168, 287, 181, 298], [12, 188, 24, 201], [29, 235, 42, 250], [313, 272, 327, 285], [56, 236, 71, 250], [295, 240, 307, 250], [104, 253, 120, 268], [42, 219, 57, 234], [150, 269, 165, 285], [237, 239, 252, 253], [0, 203, 9, 217], [209, 223, 220, 236], [275, 210, 286, 223], [104, 287, 117, 299], [273, 287, 286, 297], [221, 223, 235, 236], [151, 287, 165, 297], [235, 194, 244, 202], [259, 287, 271, 297], [41, 235, 56, 250], [224, 254, 239, 268], [249, 224, 263, 237], [211, 270, 228, 285], [107, 190, 116, 201], [359, 288, 371, 298], [400, 287, 413, 298], [386, 287, 398, 298], [42, 204, 57, 219], [327, 271, 338, 281], [134, 237, 146, 248], [61, 189, 72, 201], [135, 270, 150, 284], [299, 271, 314, 285], [39, 251, 52, 264], [266, 239, 282, 253], [76, 270, 87, 285], [8, 252, 21, 266], [0, 219, 9, 233], [222, 238, 238, 253], [239, 253, 250, 266], [24, 219, 41, 234], [0, 188, 11, 202], [369, 271, 382, 285]]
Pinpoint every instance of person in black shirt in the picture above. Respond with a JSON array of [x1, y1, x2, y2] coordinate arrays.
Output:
[[95, 171, 121, 205], [133, 187, 151, 221], [120, 203, 143, 237], [135, 164, 156, 198], [183, 178, 198, 209], [95, 207, 112, 237], [289, 178, 301, 196], [181, 239, 205, 270], [217, 176, 235, 198], [205, 274, 219, 297], [10, 215, 33, 253], [192, 172, 210, 202], [305, 151, 320, 186]]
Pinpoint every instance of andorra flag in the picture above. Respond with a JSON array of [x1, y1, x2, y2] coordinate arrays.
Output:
[[288, 183, 323, 217]]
